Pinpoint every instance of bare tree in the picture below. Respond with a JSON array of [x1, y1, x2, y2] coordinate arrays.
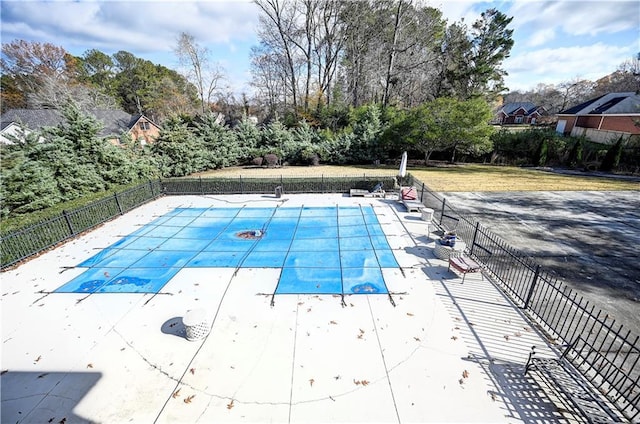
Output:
[[255, 0, 301, 114], [174, 32, 225, 114]]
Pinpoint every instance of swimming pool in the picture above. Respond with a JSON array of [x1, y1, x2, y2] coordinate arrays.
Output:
[[55, 205, 399, 296]]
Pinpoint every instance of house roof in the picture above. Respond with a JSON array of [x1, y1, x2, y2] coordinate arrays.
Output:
[[559, 92, 640, 115], [0, 108, 139, 138], [497, 102, 542, 116]]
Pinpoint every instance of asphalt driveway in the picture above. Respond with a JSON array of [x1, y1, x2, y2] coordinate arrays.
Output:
[[438, 190, 640, 336]]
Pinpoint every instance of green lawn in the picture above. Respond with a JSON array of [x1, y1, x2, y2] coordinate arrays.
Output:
[[198, 164, 640, 192]]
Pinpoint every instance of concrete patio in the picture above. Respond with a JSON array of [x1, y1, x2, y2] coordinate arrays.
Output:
[[2, 194, 563, 423]]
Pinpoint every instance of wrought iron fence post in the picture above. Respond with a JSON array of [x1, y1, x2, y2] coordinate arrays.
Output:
[[199, 176, 204, 195], [114, 193, 123, 215], [471, 222, 480, 256], [240, 175, 244, 194], [420, 182, 425, 203], [62, 210, 75, 236], [439, 198, 446, 226], [523, 265, 541, 309], [322, 175, 325, 193]]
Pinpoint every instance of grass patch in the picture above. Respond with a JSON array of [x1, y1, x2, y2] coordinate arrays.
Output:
[[198, 164, 639, 192]]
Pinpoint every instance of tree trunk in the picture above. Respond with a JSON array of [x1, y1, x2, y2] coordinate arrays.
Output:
[[382, 0, 404, 107]]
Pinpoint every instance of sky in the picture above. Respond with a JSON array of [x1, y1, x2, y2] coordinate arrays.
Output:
[[1, 0, 639, 97]]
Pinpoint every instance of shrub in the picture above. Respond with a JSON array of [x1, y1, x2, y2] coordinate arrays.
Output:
[[600, 137, 623, 172], [264, 153, 279, 167]]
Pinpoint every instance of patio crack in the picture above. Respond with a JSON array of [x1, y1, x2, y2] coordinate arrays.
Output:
[[367, 296, 401, 424]]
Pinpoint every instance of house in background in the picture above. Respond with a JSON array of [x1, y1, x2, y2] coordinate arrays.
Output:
[[0, 109, 160, 145], [555, 92, 640, 144], [492, 102, 547, 125]]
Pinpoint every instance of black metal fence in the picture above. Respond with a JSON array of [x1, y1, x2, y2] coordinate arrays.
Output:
[[1, 180, 162, 269], [414, 177, 639, 422], [160, 174, 396, 195]]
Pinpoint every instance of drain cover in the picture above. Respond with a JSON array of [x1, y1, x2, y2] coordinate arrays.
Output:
[[236, 230, 264, 240]]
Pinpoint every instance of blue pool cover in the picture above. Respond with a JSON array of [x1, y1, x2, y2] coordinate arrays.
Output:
[[55, 206, 399, 295]]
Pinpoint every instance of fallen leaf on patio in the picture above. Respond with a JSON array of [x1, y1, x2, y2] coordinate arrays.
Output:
[[451, 336, 458, 340], [1, 370, 8, 375], [298, 302, 304, 305], [329, 320, 337, 325], [172, 389, 181, 399], [504, 335, 510, 341], [462, 370, 469, 379], [514, 332, 522, 337], [361, 380, 369, 386], [307, 308, 312, 313], [86, 363, 93, 369], [458, 378, 464, 385], [35, 355, 42, 363], [184, 395, 195, 404], [334, 375, 341, 380], [190, 368, 195, 375], [59, 418, 66, 424], [413, 337, 420, 341], [354, 379, 361, 385], [37, 373, 49, 378], [48, 419, 54, 423], [227, 399, 234, 409], [309, 378, 314, 387], [490, 392, 497, 401], [406, 312, 414, 316]]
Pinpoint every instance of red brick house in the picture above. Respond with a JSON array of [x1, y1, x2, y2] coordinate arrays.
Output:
[[492, 102, 547, 125], [555, 92, 640, 144]]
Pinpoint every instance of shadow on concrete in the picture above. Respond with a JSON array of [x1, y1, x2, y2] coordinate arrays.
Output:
[[1, 371, 101, 423], [426, 267, 568, 422]]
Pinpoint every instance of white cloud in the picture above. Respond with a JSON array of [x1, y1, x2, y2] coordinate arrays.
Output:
[[507, 1, 639, 38], [504, 42, 633, 90], [527, 27, 556, 47], [1, 1, 260, 56]]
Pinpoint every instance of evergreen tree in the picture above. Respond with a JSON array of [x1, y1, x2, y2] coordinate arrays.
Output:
[[347, 104, 385, 163], [600, 137, 624, 172], [235, 118, 261, 164], [195, 114, 241, 169], [151, 116, 204, 177], [260, 119, 296, 163], [534, 138, 549, 166]]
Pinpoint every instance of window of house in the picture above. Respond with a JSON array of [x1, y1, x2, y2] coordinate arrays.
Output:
[[139, 121, 150, 131], [515, 115, 524, 124]]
